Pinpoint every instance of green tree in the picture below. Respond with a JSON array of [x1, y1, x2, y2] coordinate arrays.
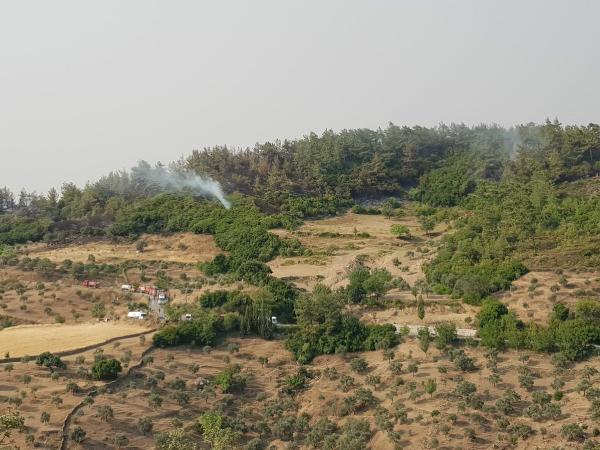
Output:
[[363, 268, 392, 300], [199, 412, 239, 450], [214, 364, 246, 393], [419, 216, 435, 236], [155, 428, 197, 450], [424, 379, 437, 398], [91, 359, 122, 380], [35, 352, 66, 372], [0, 411, 24, 446], [418, 327, 430, 354], [417, 295, 425, 320], [434, 323, 457, 349]]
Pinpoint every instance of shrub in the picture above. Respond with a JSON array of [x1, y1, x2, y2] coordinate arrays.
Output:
[[153, 313, 222, 348], [434, 322, 457, 348], [91, 359, 122, 380], [199, 412, 239, 449], [70, 426, 86, 443], [35, 352, 66, 372], [96, 405, 114, 422], [341, 388, 378, 415], [561, 423, 586, 442], [138, 417, 153, 435], [449, 349, 477, 372], [91, 302, 106, 318], [350, 357, 369, 374], [214, 364, 246, 393]]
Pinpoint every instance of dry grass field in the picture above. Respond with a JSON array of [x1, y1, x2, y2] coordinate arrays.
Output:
[[269, 211, 447, 291], [0, 322, 149, 358], [23, 232, 220, 264]]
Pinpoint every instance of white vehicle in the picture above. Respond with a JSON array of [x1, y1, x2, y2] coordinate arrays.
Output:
[[271, 316, 278, 325], [121, 284, 132, 291], [184, 313, 192, 321], [127, 311, 147, 320]]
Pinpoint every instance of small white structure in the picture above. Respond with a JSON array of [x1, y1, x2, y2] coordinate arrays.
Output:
[[184, 313, 192, 321], [127, 311, 147, 320], [121, 284, 132, 291], [271, 316, 278, 325]]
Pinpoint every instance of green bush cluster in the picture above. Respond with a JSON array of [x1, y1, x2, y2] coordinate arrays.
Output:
[[477, 298, 600, 361], [0, 215, 52, 245], [153, 313, 222, 348], [285, 285, 399, 363], [91, 358, 122, 380]]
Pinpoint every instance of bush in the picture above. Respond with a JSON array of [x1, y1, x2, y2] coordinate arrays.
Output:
[[449, 349, 477, 372], [70, 426, 86, 443], [435, 323, 457, 348], [153, 313, 223, 347], [91, 359, 122, 380], [91, 302, 106, 318], [561, 423, 586, 442], [214, 364, 246, 393], [285, 285, 398, 362], [199, 412, 239, 449], [138, 417, 153, 435], [35, 352, 66, 372], [350, 357, 368, 374]]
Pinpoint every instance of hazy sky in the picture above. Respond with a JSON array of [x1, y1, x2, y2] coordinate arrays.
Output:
[[1, 0, 599, 195]]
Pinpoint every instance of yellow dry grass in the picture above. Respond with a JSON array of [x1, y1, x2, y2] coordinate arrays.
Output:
[[23, 232, 219, 264], [0, 322, 148, 357]]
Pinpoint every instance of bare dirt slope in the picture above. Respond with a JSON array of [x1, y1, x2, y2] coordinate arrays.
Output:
[[0, 333, 152, 450], [52, 337, 600, 450], [269, 212, 447, 291], [497, 270, 600, 325]]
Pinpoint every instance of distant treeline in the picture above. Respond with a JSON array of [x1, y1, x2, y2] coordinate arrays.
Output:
[[2, 120, 600, 299]]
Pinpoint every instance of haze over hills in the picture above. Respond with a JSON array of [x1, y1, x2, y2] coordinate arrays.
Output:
[[2, 1, 600, 195], [2, 1, 600, 449], [0, 120, 600, 449]]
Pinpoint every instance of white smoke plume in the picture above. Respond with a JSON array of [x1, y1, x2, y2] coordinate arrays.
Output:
[[132, 163, 231, 208]]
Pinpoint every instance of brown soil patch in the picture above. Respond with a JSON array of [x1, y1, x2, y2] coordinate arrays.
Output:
[[41, 337, 600, 450], [0, 266, 136, 326], [497, 270, 600, 325], [0, 333, 151, 449]]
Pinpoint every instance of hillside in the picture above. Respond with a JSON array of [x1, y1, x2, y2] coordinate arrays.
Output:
[[1, 121, 600, 449]]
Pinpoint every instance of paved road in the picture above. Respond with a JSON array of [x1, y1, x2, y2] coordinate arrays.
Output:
[[395, 324, 478, 338], [147, 296, 165, 321]]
